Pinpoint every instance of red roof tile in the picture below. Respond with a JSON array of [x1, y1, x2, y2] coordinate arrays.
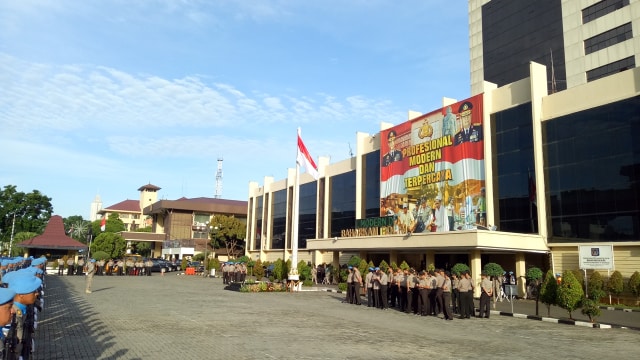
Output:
[[103, 199, 140, 213], [16, 215, 87, 250]]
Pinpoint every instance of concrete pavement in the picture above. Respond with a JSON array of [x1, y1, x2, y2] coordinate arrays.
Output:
[[33, 274, 640, 360]]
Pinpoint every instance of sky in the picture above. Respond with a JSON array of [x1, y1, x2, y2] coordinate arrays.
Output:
[[0, 0, 470, 219]]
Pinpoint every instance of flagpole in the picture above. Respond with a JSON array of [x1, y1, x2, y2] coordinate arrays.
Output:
[[289, 128, 301, 287]]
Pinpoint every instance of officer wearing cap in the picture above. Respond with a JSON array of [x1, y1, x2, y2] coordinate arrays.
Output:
[[479, 272, 492, 318], [86, 259, 96, 294], [57, 257, 65, 276], [365, 267, 375, 307], [454, 101, 483, 145], [0, 287, 16, 358], [7, 273, 42, 359], [344, 266, 353, 304], [376, 267, 389, 310], [382, 130, 403, 167], [442, 271, 454, 320]]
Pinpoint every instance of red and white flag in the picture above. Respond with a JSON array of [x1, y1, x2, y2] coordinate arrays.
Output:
[[100, 216, 106, 232], [297, 131, 319, 180]]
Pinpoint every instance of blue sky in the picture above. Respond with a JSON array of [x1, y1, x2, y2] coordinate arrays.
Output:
[[0, 0, 470, 219]]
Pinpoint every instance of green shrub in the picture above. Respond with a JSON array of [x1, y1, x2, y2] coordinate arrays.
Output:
[[483, 263, 504, 278], [348, 256, 362, 267], [399, 261, 410, 271], [302, 279, 313, 287], [298, 260, 311, 281], [358, 259, 369, 279], [338, 282, 347, 292], [91, 251, 109, 261], [628, 271, 640, 303], [379, 260, 389, 272], [540, 270, 558, 317], [253, 259, 265, 279], [526, 266, 544, 316], [389, 261, 398, 271], [181, 258, 188, 270], [581, 298, 601, 322], [273, 259, 285, 281], [607, 271, 624, 304], [587, 271, 606, 302], [572, 269, 585, 293], [451, 263, 470, 276], [557, 270, 584, 319]]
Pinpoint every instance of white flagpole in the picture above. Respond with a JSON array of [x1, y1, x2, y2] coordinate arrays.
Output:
[[289, 128, 301, 285]]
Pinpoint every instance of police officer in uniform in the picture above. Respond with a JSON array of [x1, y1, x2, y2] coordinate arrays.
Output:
[[442, 272, 454, 320], [6, 272, 43, 360], [57, 258, 64, 276], [0, 287, 16, 358], [479, 272, 492, 318], [66, 257, 75, 276]]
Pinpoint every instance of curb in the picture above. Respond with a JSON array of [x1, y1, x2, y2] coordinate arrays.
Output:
[[599, 306, 640, 313]]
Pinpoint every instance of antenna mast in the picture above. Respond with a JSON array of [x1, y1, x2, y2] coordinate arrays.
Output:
[[214, 157, 223, 198]]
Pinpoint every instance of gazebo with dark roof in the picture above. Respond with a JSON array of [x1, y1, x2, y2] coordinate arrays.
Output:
[[16, 215, 88, 258]]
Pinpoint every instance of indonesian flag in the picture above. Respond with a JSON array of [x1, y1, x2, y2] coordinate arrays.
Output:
[[100, 216, 106, 232], [297, 131, 319, 180]]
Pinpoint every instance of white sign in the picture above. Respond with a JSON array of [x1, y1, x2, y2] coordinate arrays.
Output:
[[579, 245, 614, 270]]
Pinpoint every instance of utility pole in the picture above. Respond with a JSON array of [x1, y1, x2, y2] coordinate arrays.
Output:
[[8, 213, 16, 257]]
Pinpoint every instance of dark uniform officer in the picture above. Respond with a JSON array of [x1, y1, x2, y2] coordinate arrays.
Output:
[[454, 101, 483, 145], [6, 272, 43, 360]]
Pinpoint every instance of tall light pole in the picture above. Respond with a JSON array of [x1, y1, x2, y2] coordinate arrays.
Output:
[[8, 213, 16, 257]]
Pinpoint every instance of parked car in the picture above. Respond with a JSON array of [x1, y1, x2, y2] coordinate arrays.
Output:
[[150, 259, 169, 273]]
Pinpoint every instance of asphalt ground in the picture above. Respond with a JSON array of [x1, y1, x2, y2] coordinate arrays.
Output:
[[33, 274, 640, 360]]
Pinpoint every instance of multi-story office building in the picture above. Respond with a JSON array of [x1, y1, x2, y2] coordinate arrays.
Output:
[[245, 0, 640, 298]]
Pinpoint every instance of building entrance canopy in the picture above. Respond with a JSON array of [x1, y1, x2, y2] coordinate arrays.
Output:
[[307, 230, 548, 254]]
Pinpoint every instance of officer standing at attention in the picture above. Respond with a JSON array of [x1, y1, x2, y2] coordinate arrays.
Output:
[[76, 257, 85, 275], [57, 258, 65, 276], [377, 267, 389, 310], [85, 259, 96, 294], [352, 266, 363, 305], [442, 271, 454, 320], [478, 272, 493, 318], [66, 257, 75, 276], [344, 266, 354, 304], [365, 268, 375, 307], [457, 272, 472, 319], [7, 272, 43, 359], [0, 287, 16, 358]]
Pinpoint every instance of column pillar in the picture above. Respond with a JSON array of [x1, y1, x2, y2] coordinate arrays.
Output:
[[425, 251, 435, 271], [389, 250, 398, 268], [470, 250, 482, 298], [359, 251, 368, 263], [515, 252, 526, 298]]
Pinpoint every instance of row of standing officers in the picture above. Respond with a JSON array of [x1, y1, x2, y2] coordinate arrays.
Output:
[[0, 256, 46, 360], [345, 266, 495, 319]]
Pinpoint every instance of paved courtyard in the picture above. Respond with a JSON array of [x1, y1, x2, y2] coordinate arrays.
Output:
[[34, 274, 640, 360]]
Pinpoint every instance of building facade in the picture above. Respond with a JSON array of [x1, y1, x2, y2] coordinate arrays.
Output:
[[245, 0, 640, 297], [143, 197, 247, 261]]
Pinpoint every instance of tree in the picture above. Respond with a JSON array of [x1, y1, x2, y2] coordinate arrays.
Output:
[[298, 260, 311, 281], [539, 270, 558, 317], [90, 232, 126, 259], [607, 271, 624, 305], [0, 185, 53, 244], [557, 270, 584, 319], [525, 266, 544, 316], [63, 215, 90, 243], [8, 232, 38, 256], [347, 256, 362, 267], [451, 263, 470, 276], [358, 259, 369, 279], [628, 271, 640, 305], [379, 260, 389, 272], [483, 262, 504, 278], [132, 241, 151, 257], [399, 261, 410, 271], [210, 215, 246, 259], [253, 259, 265, 279], [91, 214, 126, 235], [587, 271, 606, 302]]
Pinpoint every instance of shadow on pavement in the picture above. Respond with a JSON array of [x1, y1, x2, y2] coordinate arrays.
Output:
[[34, 276, 137, 360]]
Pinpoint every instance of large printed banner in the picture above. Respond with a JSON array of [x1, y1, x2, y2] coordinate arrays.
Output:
[[380, 94, 486, 234]]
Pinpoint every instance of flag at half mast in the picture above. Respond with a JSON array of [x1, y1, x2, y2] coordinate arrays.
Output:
[[297, 131, 319, 180]]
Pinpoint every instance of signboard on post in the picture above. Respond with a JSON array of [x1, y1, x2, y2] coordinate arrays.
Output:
[[579, 245, 614, 270]]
